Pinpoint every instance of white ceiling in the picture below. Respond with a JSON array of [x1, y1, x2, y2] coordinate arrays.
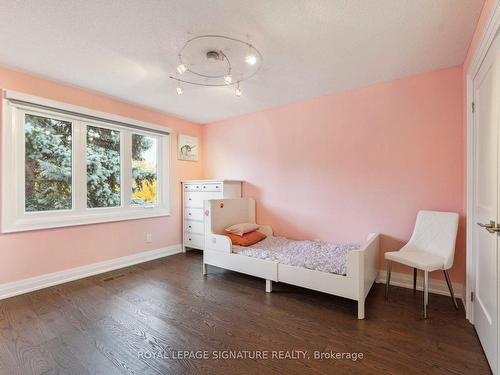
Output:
[[0, 0, 485, 123]]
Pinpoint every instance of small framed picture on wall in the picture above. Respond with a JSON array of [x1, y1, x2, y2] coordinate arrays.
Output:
[[178, 134, 199, 161]]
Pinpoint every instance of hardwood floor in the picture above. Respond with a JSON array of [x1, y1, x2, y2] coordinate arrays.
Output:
[[0, 251, 491, 375]]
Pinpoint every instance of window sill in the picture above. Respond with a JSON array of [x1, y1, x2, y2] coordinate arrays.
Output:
[[1, 208, 171, 233]]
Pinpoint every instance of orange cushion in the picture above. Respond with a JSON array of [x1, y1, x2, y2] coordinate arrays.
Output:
[[227, 231, 266, 247]]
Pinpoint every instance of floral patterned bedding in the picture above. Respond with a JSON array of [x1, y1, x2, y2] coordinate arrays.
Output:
[[232, 236, 360, 276]]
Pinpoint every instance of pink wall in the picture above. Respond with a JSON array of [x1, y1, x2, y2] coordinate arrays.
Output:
[[0, 66, 203, 284], [203, 67, 465, 283]]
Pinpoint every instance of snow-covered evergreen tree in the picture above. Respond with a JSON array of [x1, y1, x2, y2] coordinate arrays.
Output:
[[86, 126, 121, 207], [25, 114, 72, 211], [25, 116, 158, 211]]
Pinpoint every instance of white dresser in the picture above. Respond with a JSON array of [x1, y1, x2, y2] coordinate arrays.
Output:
[[182, 180, 242, 251]]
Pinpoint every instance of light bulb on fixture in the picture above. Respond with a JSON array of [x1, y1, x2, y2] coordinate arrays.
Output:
[[235, 82, 242, 96], [224, 75, 232, 85], [177, 64, 187, 75], [176, 80, 183, 95], [245, 54, 257, 65]]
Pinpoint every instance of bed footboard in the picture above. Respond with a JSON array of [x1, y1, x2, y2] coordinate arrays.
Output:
[[347, 233, 380, 319]]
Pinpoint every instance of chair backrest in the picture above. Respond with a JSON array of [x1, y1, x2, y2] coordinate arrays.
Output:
[[406, 210, 459, 269]]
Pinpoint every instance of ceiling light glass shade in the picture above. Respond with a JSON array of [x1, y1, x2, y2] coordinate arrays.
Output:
[[176, 86, 183, 95], [245, 54, 257, 65], [176, 64, 187, 74], [224, 75, 232, 84]]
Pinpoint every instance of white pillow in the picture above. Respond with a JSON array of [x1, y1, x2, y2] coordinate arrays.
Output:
[[225, 222, 260, 236]]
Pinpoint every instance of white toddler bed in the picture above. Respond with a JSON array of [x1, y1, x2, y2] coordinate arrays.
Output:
[[202, 198, 380, 319]]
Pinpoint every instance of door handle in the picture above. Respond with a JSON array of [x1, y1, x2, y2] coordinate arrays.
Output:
[[477, 220, 500, 233], [477, 220, 495, 228]]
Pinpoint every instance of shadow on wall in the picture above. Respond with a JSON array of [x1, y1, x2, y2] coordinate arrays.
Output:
[[243, 181, 315, 240]]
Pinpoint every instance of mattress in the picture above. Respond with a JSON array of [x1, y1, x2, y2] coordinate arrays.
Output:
[[232, 236, 360, 275]]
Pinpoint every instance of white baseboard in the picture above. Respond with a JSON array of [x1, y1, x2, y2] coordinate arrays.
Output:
[[0, 244, 182, 300], [0, 254, 467, 312], [377, 270, 464, 301]]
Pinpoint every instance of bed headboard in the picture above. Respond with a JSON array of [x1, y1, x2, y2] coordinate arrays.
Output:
[[204, 198, 256, 235]]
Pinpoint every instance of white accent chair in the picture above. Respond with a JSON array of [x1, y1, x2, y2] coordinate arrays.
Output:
[[384, 210, 459, 318]]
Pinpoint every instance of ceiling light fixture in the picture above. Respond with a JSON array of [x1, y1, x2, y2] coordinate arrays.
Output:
[[169, 35, 262, 95]]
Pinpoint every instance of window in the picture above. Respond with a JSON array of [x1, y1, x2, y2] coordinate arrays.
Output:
[[25, 114, 73, 212], [2, 91, 171, 233], [87, 125, 121, 208], [132, 134, 157, 207]]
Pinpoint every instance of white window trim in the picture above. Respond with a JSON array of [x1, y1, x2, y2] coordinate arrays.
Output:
[[1, 90, 171, 233]]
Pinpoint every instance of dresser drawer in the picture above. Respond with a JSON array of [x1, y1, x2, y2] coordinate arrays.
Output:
[[184, 233, 204, 249], [184, 183, 203, 191], [202, 183, 223, 192], [184, 192, 204, 208], [185, 207, 203, 221], [185, 191, 223, 208], [184, 220, 204, 234]]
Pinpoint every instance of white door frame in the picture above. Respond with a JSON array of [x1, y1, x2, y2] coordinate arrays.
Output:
[[466, 0, 500, 323]]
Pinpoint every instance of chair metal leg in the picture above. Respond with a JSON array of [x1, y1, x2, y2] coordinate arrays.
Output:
[[443, 270, 459, 310], [385, 260, 392, 301], [423, 271, 429, 319], [413, 268, 417, 293]]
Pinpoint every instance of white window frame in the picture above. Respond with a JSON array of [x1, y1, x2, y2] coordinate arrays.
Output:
[[1, 90, 171, 233]]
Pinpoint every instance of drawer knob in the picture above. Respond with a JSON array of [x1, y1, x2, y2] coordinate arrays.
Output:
[[189, 198, 192, 201], [189, 225, 192, 228], [189, 238, 192, 241], [188, 213, 192, 216]]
